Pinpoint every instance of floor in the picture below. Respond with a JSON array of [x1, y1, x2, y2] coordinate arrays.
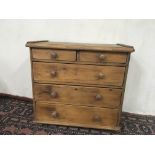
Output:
[[0, 95, 155, 135]]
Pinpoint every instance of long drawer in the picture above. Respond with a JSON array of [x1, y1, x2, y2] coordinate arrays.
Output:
[[34, 83, 122, 108], [35, 102, 119, 129], [33, 62, 125, 87]]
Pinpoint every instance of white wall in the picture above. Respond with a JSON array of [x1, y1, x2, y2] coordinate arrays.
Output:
[[0, 19, 155, 115]]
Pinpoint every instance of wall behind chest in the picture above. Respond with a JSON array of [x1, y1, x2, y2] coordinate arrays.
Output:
[[0, 19, 155, 115]]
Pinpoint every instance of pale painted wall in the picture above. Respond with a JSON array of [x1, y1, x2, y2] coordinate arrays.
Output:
[[0, 19, 155, 115]]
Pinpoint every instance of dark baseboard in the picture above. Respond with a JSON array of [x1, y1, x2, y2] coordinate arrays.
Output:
[[122, 111, 154, 117], [0, 93, 33, 102]]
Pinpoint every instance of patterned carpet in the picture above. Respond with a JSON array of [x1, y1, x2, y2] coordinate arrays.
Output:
[[0, 95, 155, 135]]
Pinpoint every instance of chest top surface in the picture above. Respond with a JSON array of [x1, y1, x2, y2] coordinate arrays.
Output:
[[26, 40, 135, 53]]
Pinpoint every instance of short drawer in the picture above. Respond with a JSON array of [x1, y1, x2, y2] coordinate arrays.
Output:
[[35, 102, 119, 129], [79, 51, 127, 64], [34, 84, 122, 108], [33, 62, 125, 86], [31, 48, 76, 61]]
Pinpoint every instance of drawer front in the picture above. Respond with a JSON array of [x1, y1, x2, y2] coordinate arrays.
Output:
[[34, 84, 122, 108], [35, 102, 119, 128], [79, 51, 127, 64], [32, 48, 76, 61], [33, 62, 125, 86]]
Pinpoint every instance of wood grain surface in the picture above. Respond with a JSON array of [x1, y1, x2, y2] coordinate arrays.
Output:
[[33, 62, 125, 87], [32, 48, 76, 61], [79, 51, 127, 64], [26, 41, 135, 52], [35, 102, 119, 129], [34, 83, 122, 108]]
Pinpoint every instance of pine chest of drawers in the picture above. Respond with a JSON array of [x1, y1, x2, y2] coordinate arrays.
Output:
[[26, 41, 134, 131]]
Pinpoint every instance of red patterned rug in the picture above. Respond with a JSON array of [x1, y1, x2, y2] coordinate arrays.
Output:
[[0, 95, 155, 135]]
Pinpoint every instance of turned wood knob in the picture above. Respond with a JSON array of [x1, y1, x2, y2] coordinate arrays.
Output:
[[50, 91, 58, 98], [93, 115, 102, 122], [51, 70, 57, 77], [51, 111, 58, 118], [95, 94, 102, 100], [98, 73, 105, 79], [98, 54, 106, 61], [51, 51, 57, 59]]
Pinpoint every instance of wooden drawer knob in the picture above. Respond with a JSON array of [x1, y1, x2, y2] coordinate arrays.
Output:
[[50, 91, 58, 98], [93, 115, 102, 122], [98, 73, 105, 79], [51, 51, 58, 59], [98, 54, 106, 61], [95, 94, 102, 100], [51, 111, 58, 118], [51, 70, 57, 77]]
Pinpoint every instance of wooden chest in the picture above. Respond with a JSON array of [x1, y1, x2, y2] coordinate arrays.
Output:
[[26, 41, 134, 131]]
